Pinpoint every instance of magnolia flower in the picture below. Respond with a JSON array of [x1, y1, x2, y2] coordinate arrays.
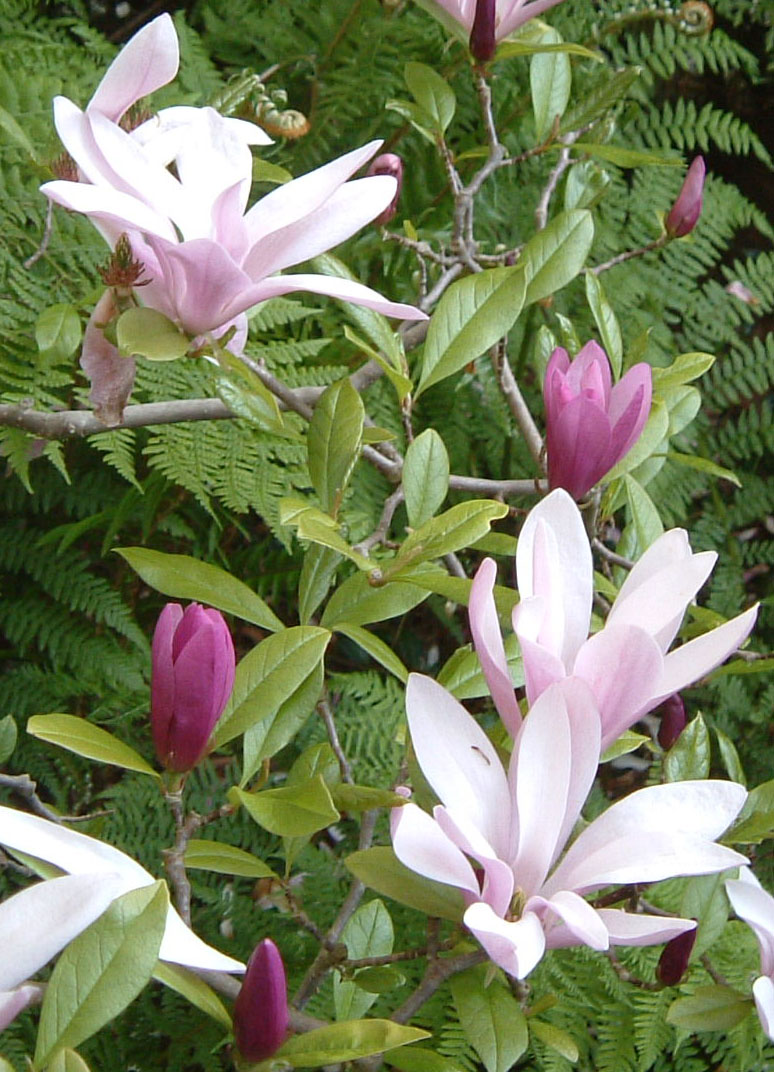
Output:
[[666, 156, 705, 239], [392, 674, 746, 980], [469, 489, 758, 749], [725, 869, 774, 1041], [543, 341, 652, 500], [233, 939, 289, 1062], [416, 0, 567, 50], [367, 153, 403, 226], [0, 806, 244, 974]]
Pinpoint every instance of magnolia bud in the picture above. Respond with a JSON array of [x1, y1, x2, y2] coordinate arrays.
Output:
[[367, 153, 403, 226], [656, 927, 697, 986], [233, 939, 289, 1063], [657, 693, 687, 750], [666, 156, 705, 238], [469, 0, 496, 62], [151, 603, 235, 772]]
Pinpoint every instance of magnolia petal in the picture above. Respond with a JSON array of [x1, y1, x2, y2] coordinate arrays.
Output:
[[405, 675, 511, 855], [391, 802, 480, 896], [42, 179, 177, 243], [564, 340, 612, 403], [52, 96, 125, 190], [607, 363, 652, 461], [160, 907, 244, 972], [513, 632, 566, 707], [464, 901, 546, 979], [655, 604, 759, 703], [0, 872, 126, 990], [434, 806, 514, 917], [726, 871, 774, 978], [530, 889, 609, 951], [753, 976, 774, 1042], [89, 14, 179, 122], [237, 273, 427, 322], [553, 677, 601, 859], [497, 0, 569, 38], [546, 392, 613, 500], [516, 489, 592, 669], [598, 910, 696, 946], [0, 985, 43, 1031], [469, 558, 522, 736], [612, 528, 693, 650]]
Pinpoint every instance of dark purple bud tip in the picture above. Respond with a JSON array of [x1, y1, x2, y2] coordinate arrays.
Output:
[[657, 693, 687, 750], [666, 157, 705, 238], [469, 0, 496, 62], [233, 939, 289, 1063], [656, 927, 697, 986], [367, 153, 403, 226]]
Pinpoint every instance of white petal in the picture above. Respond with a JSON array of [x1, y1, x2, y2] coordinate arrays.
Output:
[[89, 14, 179, 122], [656, 605, 759, 701], [434, 806, 514, 917], [236, 273, 427, 322], [753, 976, 774, 1042], [0, 985, 43, 1031], [391, 802, 480, 896], [464, 902, 546, 979], [531, 889, 609, 950], [599, 910, 696, 946], [469, 558, 522, 736], [160, 906, 244, 972], [42, 179, 177, 243], [726, 872, 774, 978]]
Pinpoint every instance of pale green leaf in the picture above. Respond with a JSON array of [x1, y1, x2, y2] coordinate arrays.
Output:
[[573, 143, 682, 167], [531, 29, 571, 142], [307, 378, 365, 516], [666, 987, 752, 1032], [153, 962, 232, 1028], [27, 714, 158, 779], [521, 210, 594, 305], [274, 1019, 429, 1066], [231, 776, 339, 837], [241, 661, 324, 783], [345, 846, 464, 921], [585, 272, 622, 378], [334, 900, 393, 1021], [116, 307, 189, 362], [403, 429, 450, 528], [47, 1049, 92, 1072], [35, 304, 82, 361], [451, 965, 529, 1072], [299, 545, 341, 625], [183, 839, 278, 879], [404, 61, 456, 133], [321, 572, 427, 628], [664, 714, 711, 782], [0, 714, 18, 764], [625, 474, 664, 551], [334, 622, 408, 682]]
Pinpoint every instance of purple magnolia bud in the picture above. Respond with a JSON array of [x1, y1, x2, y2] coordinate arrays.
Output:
[[469, 0, 496, 62], [657, 693, 687, 750], [543, 341, 652, 500], [666, 157, 705, 238], [367, 153, 403, 226], [233, 938, 289, 1062], [151, 603, 235, 772], [656, 926, 697, 986]]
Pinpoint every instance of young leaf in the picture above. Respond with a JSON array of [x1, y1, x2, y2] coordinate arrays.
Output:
[[116, 307, 189, 361], [307, 379, 365, 516], [529, 1021, 579, 1062], [664, 714, 711, 782], [0, 714, 18, 765], [521, 210, 594, 305], [530, 29, 571, 142], [274, 1019, 429, 1066], [47, 1050, 92, 1072], [231, 776, 340, 837], [404, 62, 456, 134], [299, 545, 341, 625], [573, 144, 681, 168], [183, 839, 278, 879], [726, 779, 774, 843], [403, 429, 450, 528], [666, 986, 752, 1032], [382, 1046, 461, 1072], [35, 304, 82, 361], [321, 572, 427, 629], [334, 899, 394, 1021], [451, 965, 529, 1072], [437, 637, 524, 701], [34, 883, 168, 1068], [395, 501, 509, 568], [585, 272, 622, 378], [624, 474, 664, 551], [680, 874, 729, 961], [241, 660, 324, 782], [153, 962, 232, 1028], [115, 548, 284, 632], [27, 714, 158, 779], [345, 846, 464, 921], [651, 351, 715, 390]]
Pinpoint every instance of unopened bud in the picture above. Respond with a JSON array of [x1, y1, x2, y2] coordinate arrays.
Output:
[[469, 0, 497, 62], [233, 939, 289, 1063], [656, 927, 696, 985], [666, 157, 705, 238], [367, 153, 403, 226], [657, 693, 687, 750]]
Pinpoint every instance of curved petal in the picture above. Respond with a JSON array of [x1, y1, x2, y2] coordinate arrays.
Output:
[[612, 528, 692, 649], [0, 985, 43, 1031], [497, 0, 568, 38], [726, 871, 774, 977], [89, 14, 179, 122], [160, 906, 244, 972], [464, 901, 546, 979], [598, 910, 696, 946], [530, 889, 609, 951], [655, 604, 759, 702], [546, 392, 613, 500], [513, 630, 566, 706], [469, 558, 522, 736], [234, 272, 427, 322], [144, 237, 251, 335], [565, 340, 611, 403], [607, 363, 652, 461], [552, 677, 602, 856], [41, 179, 177, 243], [391, 802, 480, 896], [434, 806, 514, 916], [405, 675, 511, 856], [753, 976, 774, 1042]]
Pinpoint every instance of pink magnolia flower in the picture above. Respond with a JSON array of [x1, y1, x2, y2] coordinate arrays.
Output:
[[392, 674, 746, 980], [417, 0, 567, 49], [543, 341, 652, 500], [666, 156, 705, 239], [367, 153, 403, 226], [469, 488, 758, 749], [233, 939, 289, 1062], [725, 869, 774, 1040]]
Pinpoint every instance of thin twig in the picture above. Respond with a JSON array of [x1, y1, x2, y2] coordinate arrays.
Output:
[[353, 487, 405, 555], [23, 201, 54, 269], [317, 696, 354, 785], [497, 354, 544, 468], [591, 235, 668, 275], [0, 773, 64, 823], [592, 537, 634, 570]]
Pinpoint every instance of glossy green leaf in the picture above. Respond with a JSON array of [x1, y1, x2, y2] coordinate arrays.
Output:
[[499, 39, 600, 60], [344, 325, 412, 401], [35, 883, 168, 1068], [307, 378, 365, 516], [276, 1020, 428, 1067], [418, 267, 526, 396], [252, 159, 292, 184], [652, 351, 715, 390], [403, 429, 450, 528], [345, 847, 464, 921], [521, 210, 594, 305], [232, 775, 339, 837], [115, 547, 284, 632], [212, 626, 329, 747], [625, 474, 664, 551], [321, 572, 427, 628], [47, 1049, 92, 1072], [282, 501, 375, 571], [332, 784, 408, 812], [666, 986, 752, 1032], [451, 965, 529, 1072], [352, 965, 405, 994], [727, 779, 774, 843], [383, 1046, 463, 1072], [680, 874, 729, 961], [35, 304, 82, 361], [27, 714, 158, 779], [153, 962, 232, 1028], [334, 899, 394, 1021], [561, 66, 641, 132], [299, 545, 341, 625], [404, 62, 455, 133], [664, 714, 711, 782], [585, 272, 622, 378], [715, 727, 746, 785], [0, 714, 18, 764], [395, 564, 519, 618], [667, 451, 741, 488], [385, 97, 438, 144], [183, 839, 278, 879], [600, 730, 649, 763], [215, 365, 287, 436], [116, 307, 189, 361], [241, 660, 324, 783], [531, 29, 571, 142], [334, 622, 408, 682], [564, 160, 611, 212], [470, 532, 518, 556], [396, 501, 509, 568], [575, 143, 682, 168], [529, 1020, 579, 1062]]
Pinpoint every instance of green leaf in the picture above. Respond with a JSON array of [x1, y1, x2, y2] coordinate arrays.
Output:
[[418, 267, 526, 396], [241, 660, 324, 782], [529, 1020, 579, 1062], [299, 545, 341, 625], [334, 622, 408, 682], [212, 626, 329, 747], [47, 1049, 92, 1072], [310, 255, 403, 368], [331, 784, 408, 812], [35, 883, 168, 1068], [252, 159, 292, 184], [275, 1020, 429, 1067], [585, 273, 622, 378], [385, 98, 437, 144], [183, 838, 278, 879], [321, 572, 427, 628], [521, 211, 594, 306], [470, 532, 518, 556], [727, 779, 774, 843], [116, 307, 189, 361], [352, 966, 405, 994], [153, 962, 232, 1028], [499, 39, 600, 60], [625, 474, 664, 551], [231, 776, 339, 837], [395, 564, 519, 618], [215, 365, 287, 437], [451, 965, 529, 1072], [281, 501, 375, 571], [115, 547, 284, 632], [680, 874, 729, 961], [714, 727, 746, 785], [35, 304, 82, 361], [404, 62, 456, 134], [437, 636, 524, 701], [667, 451, 741, 488], [0, 714, 18, 764], [666, 986, 752, 1032], [564, 160, 611, 212], [27, 714, 158, 779], [530, 29, 571, 143], [651, 351, 715, 390], [395, 501, 509, 569], [664, 714, 711, 782], [403, 429, 450, 528], [344, 325, 412, 402], [573, 143, 682, 168], [345, 847, 464, 921], [307, 378, 365, 516], [384, 1047, 464, 1072], [334, 899, 394, 1021], [600, 730, 649, 763]]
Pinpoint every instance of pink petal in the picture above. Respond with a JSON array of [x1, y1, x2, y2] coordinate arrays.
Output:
[[599, 910, 696, 946], [469, 559, 522, 736], [546, 392, 613, 499], [434, 806, 514, 917], [513, 630, 567, 706], [464, 902, 546, 979], [497, 0, 568, 38], [543, 347, 570, 429], [753, 976, 774, 1042], [726, 871, 774, 978], [530, 889, 609, 951], [655, 604, 759, 702], [0, 985, 43, 1031], [391, 802, 481, 895], [553, 677, 602, 857], [144, 237, 252, 335], [607, 363, 652, 461], [42, 179, 177, 243], [612, 528, 693, 649], [565, 340, 611, 403], [237, 272, 427, 322], [89, 14, 179, 123]]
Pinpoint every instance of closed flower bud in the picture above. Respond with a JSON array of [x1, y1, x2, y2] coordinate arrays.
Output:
[[657, 693, 687, 750], [543, 341, 652, 500], [367, 153, 403, 226], [151, 602, 235, 772], [666, 157, 705, 238], [233, 938, 289, 1063], [656, 926, 696, 985], [469, 0, 497, 62]]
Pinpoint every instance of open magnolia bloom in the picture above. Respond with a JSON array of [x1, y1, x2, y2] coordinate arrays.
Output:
[[469, 488, 758, 750], [392, 674, 747, 980], [725, 869, 774, 1040], [0, 806, 244, 974], [41, 14, 425, 349], [415, 0, 567, 47]]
